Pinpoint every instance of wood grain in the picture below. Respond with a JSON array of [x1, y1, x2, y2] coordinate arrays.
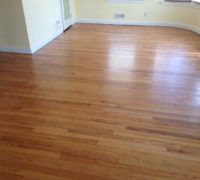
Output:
[[0, 24, 200, 180]]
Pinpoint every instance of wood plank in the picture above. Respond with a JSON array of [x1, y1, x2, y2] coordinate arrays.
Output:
[[0, 24, 200, 179]]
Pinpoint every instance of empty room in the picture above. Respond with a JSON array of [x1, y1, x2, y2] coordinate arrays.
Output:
[[0, 0, 200, 179]]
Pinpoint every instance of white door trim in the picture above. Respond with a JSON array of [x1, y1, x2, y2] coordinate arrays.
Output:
[[60, 0, 73, 30]]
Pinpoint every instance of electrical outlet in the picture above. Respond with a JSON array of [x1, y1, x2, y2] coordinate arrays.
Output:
[[56, 20, 60, 25], [55, 20, 61, 31], [144, 12, 148, 18], [114, 13, 125, 19]]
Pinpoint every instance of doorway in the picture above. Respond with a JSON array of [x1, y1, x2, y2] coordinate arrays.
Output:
[[61, 0, 73, 30]]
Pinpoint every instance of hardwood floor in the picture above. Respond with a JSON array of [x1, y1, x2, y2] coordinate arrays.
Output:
[[0, 24, 200, 180]]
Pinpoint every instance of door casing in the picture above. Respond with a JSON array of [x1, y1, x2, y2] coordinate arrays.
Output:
[[60, 0, 73, 30]]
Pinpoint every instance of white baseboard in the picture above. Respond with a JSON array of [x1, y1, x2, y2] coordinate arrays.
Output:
[[30, 29, 63, 54], [76, 19, 200, 35], [0, 47, 32, 54], [0, 29, 64, 55]]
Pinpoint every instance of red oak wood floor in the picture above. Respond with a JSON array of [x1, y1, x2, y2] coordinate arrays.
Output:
[[0, 24, 200, 180]]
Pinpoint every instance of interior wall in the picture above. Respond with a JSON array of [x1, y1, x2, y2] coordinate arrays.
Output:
[[64, 0, 70, 20], [22, 0, 63, 53], [0, 0, 198, 54], [189, 9, 200, 30], [71, 0, 76, 20], [0, 0, 30, 53], [75, 0, 200, 33]]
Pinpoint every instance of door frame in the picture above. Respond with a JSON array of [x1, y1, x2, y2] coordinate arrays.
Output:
[[60, 0, 73, 30]]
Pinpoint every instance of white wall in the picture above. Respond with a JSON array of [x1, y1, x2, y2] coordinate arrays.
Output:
[[0, 0, 76, 54], [22, 0, 63, 53]]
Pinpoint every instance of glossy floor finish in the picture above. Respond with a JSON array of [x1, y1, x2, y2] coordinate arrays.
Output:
[[0, 24, 200, 180]]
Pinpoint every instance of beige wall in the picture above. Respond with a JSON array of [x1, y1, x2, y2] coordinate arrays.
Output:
[[0, 0, 199, 54], [75, 0, 200, 33], [0, 0, 30, 51]]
